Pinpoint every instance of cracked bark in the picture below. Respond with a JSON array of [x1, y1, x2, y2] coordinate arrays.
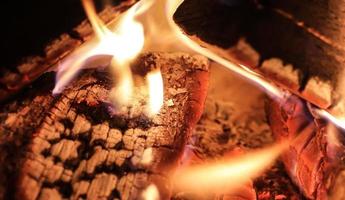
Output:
[[0, 52, 209, 200]]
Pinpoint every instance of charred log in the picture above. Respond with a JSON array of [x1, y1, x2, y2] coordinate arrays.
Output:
[[0, 52, 209, 200]]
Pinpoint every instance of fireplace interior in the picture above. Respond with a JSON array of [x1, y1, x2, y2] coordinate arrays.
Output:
[[1, 0, 345, 200]]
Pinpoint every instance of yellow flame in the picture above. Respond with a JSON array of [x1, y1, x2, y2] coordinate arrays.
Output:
[[81, 0, 108, 39], [173, 143, 288, 194], [146, 70, 164, 115], [54, 0, 164, 113], [141, 184, 160, 200]]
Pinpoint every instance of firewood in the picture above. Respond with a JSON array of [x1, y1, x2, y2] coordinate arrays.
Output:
[[174, 0, 345, 110], [0, 52, 209, 200], [266, 94, 345, 199]]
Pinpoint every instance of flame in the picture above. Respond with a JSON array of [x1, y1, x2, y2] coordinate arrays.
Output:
[[49, 0, 345, 196], [146, 70, 164, 116], [53, 0, 345, 126], [54, 0, 164, 114], [141, 184, 160, 200], [316, 109, 345, 130], [173, 143, 288, 194]]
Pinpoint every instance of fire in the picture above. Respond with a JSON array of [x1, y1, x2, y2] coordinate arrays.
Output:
[[173, 143, 288, 194], [51, 0, 345, 196], [54, 0, 163, 115]]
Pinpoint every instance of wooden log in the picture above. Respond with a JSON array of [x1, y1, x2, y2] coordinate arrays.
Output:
[[0, 52, 209, 200], [266, 94, 345, 199], [174, 0, 345, 110]]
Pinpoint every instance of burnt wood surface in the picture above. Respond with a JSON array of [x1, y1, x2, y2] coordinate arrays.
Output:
[[0, 52, 209, 200], [266, 94, 345, 199]]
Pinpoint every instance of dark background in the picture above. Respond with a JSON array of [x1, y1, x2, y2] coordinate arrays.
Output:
[[0, 0, 117, 71], [0, 0, 244, 71]]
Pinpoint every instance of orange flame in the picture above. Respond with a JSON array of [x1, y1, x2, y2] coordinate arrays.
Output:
[[173, 143, 288, 194]]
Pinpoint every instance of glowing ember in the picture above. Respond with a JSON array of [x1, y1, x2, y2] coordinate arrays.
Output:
[[173, 143, 288, 194], [141, 184, 160, 200]]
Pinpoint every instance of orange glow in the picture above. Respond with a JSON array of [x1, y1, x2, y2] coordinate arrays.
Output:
[[146, 70, 164, 116], [141, 184, 160, 200], [173, 143, 288, 194]]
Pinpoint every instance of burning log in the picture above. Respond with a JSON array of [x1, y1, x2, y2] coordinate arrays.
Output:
[[266, 94, 345, 199], [0, 52, 209, 200]]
